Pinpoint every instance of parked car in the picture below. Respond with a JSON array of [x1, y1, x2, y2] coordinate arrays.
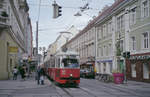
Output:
[[80, 69, 95, 79]]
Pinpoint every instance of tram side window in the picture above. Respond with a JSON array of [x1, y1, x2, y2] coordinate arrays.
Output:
[[55, 58, 57, 68], [58, 58, 60, 68]]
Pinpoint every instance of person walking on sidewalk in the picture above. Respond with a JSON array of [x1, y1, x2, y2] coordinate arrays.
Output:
[[20, 65, 26, 81], [12, 66, 18, 80], [37, 66, 41, 85], [40, 67, 45, 85]]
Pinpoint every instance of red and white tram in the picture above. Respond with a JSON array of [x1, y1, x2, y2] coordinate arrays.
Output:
[[44, 50, 80, 86]]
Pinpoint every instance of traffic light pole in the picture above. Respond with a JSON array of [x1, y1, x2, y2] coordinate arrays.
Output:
[[36, 21, 39, 66]]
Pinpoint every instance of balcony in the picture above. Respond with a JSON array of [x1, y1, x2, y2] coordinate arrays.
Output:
[[0, 15, 9, 28], [18, 0, 29, 12]]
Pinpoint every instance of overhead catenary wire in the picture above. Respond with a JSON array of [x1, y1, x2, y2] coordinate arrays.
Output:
[[28, 3, 99, 10], [37, 24, 86, 32]]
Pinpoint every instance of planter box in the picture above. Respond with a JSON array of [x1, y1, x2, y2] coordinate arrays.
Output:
[[113, 73, 124, 84]]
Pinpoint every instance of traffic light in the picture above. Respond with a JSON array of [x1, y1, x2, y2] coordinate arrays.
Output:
[[126, 52, 130, 58], [123, 52, 130, 58], [123, 52, 126, 58], [52, 1, 62, 18], [58, 6, 62, 16]]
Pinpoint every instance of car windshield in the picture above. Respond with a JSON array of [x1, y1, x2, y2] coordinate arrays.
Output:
[[62, 58, 79, 68]]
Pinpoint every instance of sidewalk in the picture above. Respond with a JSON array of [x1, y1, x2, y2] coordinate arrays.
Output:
[[112, 80, 150, 88], [0, 73, 54, 97], [0, 77, 51, 90], [109, 80, 150, 96]]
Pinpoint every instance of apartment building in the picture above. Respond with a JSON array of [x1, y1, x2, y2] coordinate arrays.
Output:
[[44, 26, 79, 64], [126, 0, 150, 82], [95, 0, 150, 82], [95, 0, 128, 75], [62, 18, 97, 71], [0, 0, 32, 79]]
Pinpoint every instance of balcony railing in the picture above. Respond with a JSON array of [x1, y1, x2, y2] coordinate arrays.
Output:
[[0, 16, 8, 27]]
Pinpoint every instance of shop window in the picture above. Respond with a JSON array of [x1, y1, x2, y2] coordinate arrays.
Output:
[[98, 63, 101, 73], [143, 63, 149, 79], [131, 64, 136, 78], [109, 62, 112, 73], [103, 63, 106, 73]]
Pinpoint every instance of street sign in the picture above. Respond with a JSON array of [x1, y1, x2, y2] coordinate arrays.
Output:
[[9, 46, 18, 53]]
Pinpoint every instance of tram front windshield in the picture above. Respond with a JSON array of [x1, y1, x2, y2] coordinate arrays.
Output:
[[62, 58, 79, 68]]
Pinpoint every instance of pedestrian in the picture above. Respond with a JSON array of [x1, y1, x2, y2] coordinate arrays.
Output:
[[20, 65, 26, 81], [37, 66, 41, 85], [40, 67, 45, 85], [12, 66, 18, 80]]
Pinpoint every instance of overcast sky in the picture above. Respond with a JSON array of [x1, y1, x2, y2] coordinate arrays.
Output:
[[27, 0, 114, 49]]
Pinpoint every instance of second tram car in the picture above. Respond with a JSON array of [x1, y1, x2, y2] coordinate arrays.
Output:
[[44, 50, 80, 86]]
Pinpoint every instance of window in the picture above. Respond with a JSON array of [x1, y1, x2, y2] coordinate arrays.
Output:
[[142, 32, 149, 49], [103, 46, 106, 56], [108, 21, 112, 34], [117, 15, 124, 32], [141, 0, 149, 18], [106, 24, 108, 36], [98, 63, 101, 73], [0, 3, 3, 8], [103, 63, 106, 73], [97, 27, 102, 39], [97, 47, 99, 57], [108, 44, 112, 55], [130, 6, 136, 25], [109, 62, 112, 73], [131, 36, 136, 50], [101, 47, 103, 56], [106, 46, 108, 56], [100, 26, 103, 38], [62, 58, 79, 68], [120, 40, 124, 52], [103, 24, 106, 37]]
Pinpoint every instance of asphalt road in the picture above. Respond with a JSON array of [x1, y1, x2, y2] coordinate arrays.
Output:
[[0, 77, 150, 97], [56, 78, 150, 97]]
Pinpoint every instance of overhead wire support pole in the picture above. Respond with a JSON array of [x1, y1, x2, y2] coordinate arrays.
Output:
[[36, 21, 38, 58], [36, 0, 41, 66]]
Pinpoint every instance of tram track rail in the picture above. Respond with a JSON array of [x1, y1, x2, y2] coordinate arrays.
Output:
[[61, 88, 74, 97], [78, 87, 97, 97], [50, 79, 97, 97], [59, 87, 97, 97]]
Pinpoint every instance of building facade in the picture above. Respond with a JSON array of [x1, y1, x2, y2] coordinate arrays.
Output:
[[0, 0, 32, 79], [126, 0, 150, 82], [44, 26, 79, 64], [62, 19, 97, 72], [95, 0, 150, 82], [95, 0, 129, 75]]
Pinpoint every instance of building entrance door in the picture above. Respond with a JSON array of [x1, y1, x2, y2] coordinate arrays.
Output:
[[143, 63, 149, 79]]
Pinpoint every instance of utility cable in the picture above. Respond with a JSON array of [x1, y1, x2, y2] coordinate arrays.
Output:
[[28, 3, 99, 10]]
